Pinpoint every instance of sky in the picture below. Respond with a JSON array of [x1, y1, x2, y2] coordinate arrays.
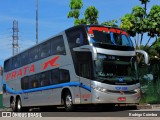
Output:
[[0, 0, 159, 66]]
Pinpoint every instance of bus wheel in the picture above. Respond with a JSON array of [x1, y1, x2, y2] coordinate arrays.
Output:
[[10, 98, 16, 112], [64, 91, 74, 112], [16, 98, 22, 112]]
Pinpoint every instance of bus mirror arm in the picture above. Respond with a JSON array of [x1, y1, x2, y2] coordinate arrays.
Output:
[[136, 50, 149, 64]]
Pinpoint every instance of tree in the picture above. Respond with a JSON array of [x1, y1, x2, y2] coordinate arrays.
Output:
[[101, 20, 118, 27], [84, 6, 99, 25], [120, 0, 160, 49], [68, 0, 119, 26], [68, 0, 99, 25]]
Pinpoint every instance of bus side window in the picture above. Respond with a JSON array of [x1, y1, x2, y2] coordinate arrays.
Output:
[[39, 41, 51, 59], [21, 76, 29, 90], [66, 29, 89, 49], [4, 59, 12, 72], [51, 69, 59, 85], [40, 71, 50, 87], [60, 69, 70, 83], [12, 55, 21, 69], [51, 36, 66, 55], [29, 47, 39, 63], [30, 75, 39, 88], [21, 51, 29, 66]]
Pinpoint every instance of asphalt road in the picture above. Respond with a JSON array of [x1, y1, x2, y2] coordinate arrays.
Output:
[[0, 106, 160, 120]]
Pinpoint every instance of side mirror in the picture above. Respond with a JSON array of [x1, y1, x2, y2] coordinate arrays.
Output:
[[136, 50, 149, 64]]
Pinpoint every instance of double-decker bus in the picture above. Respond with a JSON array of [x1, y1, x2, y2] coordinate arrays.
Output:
[[2, 25, 149, 112]]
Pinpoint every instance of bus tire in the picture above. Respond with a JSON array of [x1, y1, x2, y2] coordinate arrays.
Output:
[[16, 98, 22, 112], [10, 98, 16, 112], [64, 91, 74, 112]]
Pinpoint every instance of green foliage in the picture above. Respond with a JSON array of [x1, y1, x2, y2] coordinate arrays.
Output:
[[120, 14, 137, 36], [68, 0, 83, 19], [150, 37, 160, 57], [132, 6, 146, 18], [84, 6, 99, 25], [120, 6, 147, 36], [68, 0, 99, 25], [141, 37, 160, 58], [120, 3, 160, 49], [69, 0, 83, 9], [148, 5, 160, 37], [101, 20, 118, 27], [74, 18, 86, 26]]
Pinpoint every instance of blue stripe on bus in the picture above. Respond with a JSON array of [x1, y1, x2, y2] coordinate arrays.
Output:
[[4, 82, 91, 94]]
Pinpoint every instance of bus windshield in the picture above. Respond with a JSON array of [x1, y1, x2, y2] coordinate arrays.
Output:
[[95, 54, 138, 84], [87, 26, 134, 51]]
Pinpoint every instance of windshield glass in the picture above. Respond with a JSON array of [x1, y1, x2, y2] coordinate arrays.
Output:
[[87, 26, 134, 51], [95, 54, 138, 85]]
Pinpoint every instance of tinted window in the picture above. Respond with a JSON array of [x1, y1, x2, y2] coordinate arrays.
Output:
[[67, 29, 88, 49], [51, 69, 59, 85], [122, 34, 132, 46], [39, 41, 51, 59], [75, 52, 93, 79], [12, 55, 21, 69], [29, 47, 39, 63], [60, 69, 70, 83], [51, 36, 66, 55], [21, 51, 29, 66], [30, 74, 40, 88], [4, 59, 12, 72], [40, 71, 51, 87], [21, 76, 29, 90]]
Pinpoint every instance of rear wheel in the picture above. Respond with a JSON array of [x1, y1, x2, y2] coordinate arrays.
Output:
[[16, 98, 22, 112], [10, 98, 16, 112], [64, 91, 74, 112]]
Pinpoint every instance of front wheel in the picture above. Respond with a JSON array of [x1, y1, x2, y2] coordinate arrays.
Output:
[[64, 91, 74, 112]]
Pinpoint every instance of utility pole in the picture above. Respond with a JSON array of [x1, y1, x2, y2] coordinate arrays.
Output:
[[12, 20, 19, 56], [36, 0, 38, 44]]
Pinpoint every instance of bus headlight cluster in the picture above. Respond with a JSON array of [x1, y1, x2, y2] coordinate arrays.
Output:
[[91, 85, 108, 93]]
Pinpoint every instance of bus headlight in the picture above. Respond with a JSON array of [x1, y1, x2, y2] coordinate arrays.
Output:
[[97, 54, 107, 59], [91, 85, 108, 93]]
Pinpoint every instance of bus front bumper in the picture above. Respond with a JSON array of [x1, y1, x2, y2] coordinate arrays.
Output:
[[91, 89, 141, 104]]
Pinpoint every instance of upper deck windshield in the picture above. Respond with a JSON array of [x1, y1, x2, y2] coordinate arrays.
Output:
[[87, 26, 134, 51]]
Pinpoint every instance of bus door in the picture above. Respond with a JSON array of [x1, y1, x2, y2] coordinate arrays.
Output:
[[75, 52, 93, 103]]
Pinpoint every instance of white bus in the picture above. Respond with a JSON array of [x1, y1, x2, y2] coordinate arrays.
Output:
[[2, 25, 149, 112]]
